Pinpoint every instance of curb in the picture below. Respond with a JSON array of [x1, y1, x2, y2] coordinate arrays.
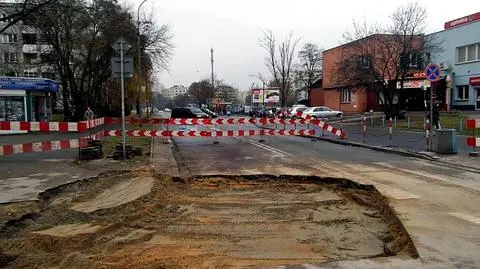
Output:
[[257, 123, 480, 172]]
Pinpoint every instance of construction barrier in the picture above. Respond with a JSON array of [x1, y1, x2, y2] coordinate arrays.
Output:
[[466, 119, 479, 157], [0, 131, 104, 156], [105, 129, 315, 137], [0, 118, 105, 132]]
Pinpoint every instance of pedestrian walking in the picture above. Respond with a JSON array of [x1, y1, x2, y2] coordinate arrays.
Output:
[[84, 106, 94, 120]]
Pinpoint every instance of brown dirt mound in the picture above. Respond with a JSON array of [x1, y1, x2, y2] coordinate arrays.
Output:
[[0, 171, 418, 269]]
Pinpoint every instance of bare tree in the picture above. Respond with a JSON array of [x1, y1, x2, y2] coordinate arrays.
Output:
[[296, 43, 323, 101], [339, 3, 440, 117], [0, 0, 57, 34], [259, 30, 299, 107]]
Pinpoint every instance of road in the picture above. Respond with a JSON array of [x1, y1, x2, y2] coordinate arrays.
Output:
[[170, 122, 480, 268]]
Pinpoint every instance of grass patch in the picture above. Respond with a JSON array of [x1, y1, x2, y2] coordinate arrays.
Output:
[[396, 113, 474, 135]]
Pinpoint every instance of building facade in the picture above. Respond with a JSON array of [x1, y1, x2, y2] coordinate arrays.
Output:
[[163, 85, 188, 99], [430, 12, 480, 111], [0, 3, 56, 79], [312, 34, 425, 113]]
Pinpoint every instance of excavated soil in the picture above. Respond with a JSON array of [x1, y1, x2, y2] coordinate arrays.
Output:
[[0, 169, 417, 269]]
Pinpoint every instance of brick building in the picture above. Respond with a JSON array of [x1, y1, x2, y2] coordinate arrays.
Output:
[[312, 34, 426, 113]]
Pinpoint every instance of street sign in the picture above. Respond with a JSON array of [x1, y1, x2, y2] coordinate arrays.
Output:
[[425, 63, 442, 82], [111, 56, 134, 79], [111, 37, 131, 55]]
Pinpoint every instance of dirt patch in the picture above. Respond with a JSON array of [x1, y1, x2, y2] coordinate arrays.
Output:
[[0, 171, 417, 268]]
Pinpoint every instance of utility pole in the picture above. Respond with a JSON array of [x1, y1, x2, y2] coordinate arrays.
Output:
[[137, 0, 149, 118], [210, 47, 214, 109]]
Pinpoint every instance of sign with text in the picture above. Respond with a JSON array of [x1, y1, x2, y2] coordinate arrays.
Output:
[[470, 76, 480, 86], [444, 12, 480, 29], [252, 88, 264, 103], [264, 89, 280, 103], [397, 80, 424, 89]]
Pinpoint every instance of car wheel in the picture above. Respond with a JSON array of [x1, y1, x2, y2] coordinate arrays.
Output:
[[336, 113, 343, 118]]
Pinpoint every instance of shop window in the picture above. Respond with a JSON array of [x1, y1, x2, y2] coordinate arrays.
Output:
[[341, 89, 351, 103], [457, 43, 479, 63], [3, 52, 18, 63], [0, 96, 25, 121], [1, 33, 18, 43], [456, 85, 469, 100]]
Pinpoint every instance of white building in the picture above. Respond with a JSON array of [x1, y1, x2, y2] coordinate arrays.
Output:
[[163, 85, 188, 99]]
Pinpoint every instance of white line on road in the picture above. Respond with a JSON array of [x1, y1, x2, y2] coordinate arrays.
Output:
[[375, 162, 480, 192], [449, 212, 480, 225], [234, 136, 295, 157]]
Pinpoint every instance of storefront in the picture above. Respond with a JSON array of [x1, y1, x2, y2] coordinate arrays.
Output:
[[0, 76, 59, 123]]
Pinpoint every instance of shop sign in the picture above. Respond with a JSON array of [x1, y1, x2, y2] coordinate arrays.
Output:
[[470, 76, 480, 86], [444, 12, 480, 29], [252, 88, 264, 103], [397, 80, 424, 89], [413, 72, 426, 78], [0, 77, 59, 92]]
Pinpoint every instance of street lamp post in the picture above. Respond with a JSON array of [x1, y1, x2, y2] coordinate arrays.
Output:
[[137, 0, 149, 118]]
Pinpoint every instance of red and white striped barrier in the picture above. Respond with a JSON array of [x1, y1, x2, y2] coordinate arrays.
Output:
[[0, 131, 104, 156], [104, 129, 315, 138], [467, 119, 480, 151], [105, 117, 167, 125], [0, 117, 105, 133], [296, 111, 346, 138], [467, 137, 480, 147]]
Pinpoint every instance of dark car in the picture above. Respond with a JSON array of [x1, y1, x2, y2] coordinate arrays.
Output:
[[249, 107, 268, 118], [200, 108, 218, 118], [171, 107, 209, 118]]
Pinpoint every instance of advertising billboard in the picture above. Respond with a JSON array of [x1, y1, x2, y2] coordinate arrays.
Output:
[[264, 89, 280, 103], [252, 88, 264, 103]]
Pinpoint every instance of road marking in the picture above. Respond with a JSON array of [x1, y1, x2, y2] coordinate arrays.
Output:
[[375, 162, 480, 192], [234, 136, 294, 157], [449, 212, 480, 225], [208, 126, 294, 157]]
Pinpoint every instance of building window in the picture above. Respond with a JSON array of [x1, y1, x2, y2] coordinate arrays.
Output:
[[1, 34, 18, 43], [456, 85, 469, 100], [457, 43, 479, 63], [24, 71, 37, 77], [341, 89, 351, 103], [23, 53, 37, 64], [22, 33, 37, 45], [0, 13, 13, 23], [0, 96, 26, 121], [400, 52, 423, 69], [3, 52, 18, 63], [357, 56, 371, 69]]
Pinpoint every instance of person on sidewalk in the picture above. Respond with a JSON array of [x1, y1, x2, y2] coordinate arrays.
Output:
[[84, 107, 94, 121], [433, 103, 441, 130]]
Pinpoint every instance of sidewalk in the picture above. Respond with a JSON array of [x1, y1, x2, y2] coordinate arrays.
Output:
[[316, 124, 479, 170], [150, 137, 179, 176]]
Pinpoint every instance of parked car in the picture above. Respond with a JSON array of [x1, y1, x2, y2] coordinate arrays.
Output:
[[200, 108, 218, 118], [302, 106, 343, 119], [290, 105, 309, 118], [249, 107, 267, 118], [171, 107, 209, 118]]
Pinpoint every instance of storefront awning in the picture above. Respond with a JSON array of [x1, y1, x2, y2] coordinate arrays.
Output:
[[0, 76, 59, 93]]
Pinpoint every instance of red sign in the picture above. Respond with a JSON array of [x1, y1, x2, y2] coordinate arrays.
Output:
[[470, 76, 480, 86], [413, 72, 426, 78], [444, 12, 480, 29]]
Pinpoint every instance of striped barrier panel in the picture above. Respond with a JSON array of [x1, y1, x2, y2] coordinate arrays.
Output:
[[0, 117, 105, 132], [104, 129, 315, 137], [466, 119, 480, 149], [0, 131, 104, 156]]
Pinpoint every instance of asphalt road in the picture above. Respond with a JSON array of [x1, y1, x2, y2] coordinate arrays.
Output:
[[170, 123, 480, 269]]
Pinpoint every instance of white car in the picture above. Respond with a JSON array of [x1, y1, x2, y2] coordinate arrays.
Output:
[[289, 106, 309, 118], [302, 106, 343, 119]]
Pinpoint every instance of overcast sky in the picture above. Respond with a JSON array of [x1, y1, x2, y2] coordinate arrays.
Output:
[[130, 0, 476, 91]]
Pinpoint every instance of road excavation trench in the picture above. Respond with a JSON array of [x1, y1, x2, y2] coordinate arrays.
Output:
[[0, 169, 417, 268]]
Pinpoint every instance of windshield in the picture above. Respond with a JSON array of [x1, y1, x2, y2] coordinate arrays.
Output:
[[189, 108, 204, 113]]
